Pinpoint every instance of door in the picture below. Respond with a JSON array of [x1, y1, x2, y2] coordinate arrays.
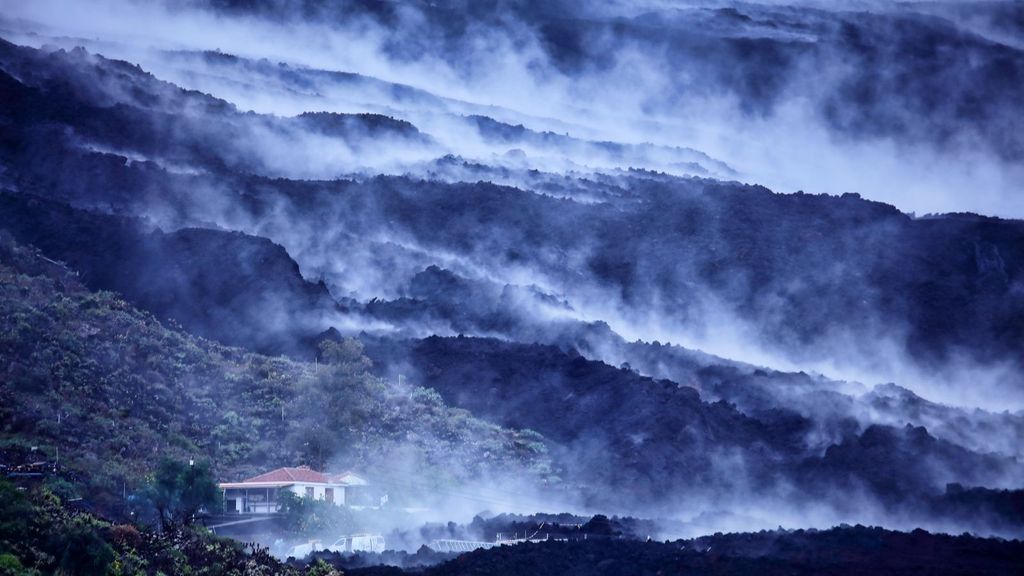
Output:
[[325, 488, 334, 503]]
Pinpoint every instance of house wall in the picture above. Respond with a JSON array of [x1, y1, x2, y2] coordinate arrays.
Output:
[[283, 483, 347, 506], [223, 483, 351, 513], [224, 487, 279, 514]]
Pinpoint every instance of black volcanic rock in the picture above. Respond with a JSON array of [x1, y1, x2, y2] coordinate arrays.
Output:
[[798, 424, 1016, 504], [360, 334, 1023, 525], [1, 4, 1024, 573], [295, 111, 425, 140], [362, 335, 797, 502], [3, 39, 1024, 375], [0, 192, 338, 355], [362, 526, 1024, 576]]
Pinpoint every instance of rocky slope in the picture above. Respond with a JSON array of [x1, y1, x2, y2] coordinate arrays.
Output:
[[0, 233, 550, 515], [0, 2, 1022, 569]]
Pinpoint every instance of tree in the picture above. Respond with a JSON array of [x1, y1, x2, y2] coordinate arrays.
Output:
[[318, 339, 372, 373], [56, 525, 115, 576], [0, 479, 34, 549], [144, 459, 222, 531], [277, 491, 358, 537], [287, 339, 384, 469]]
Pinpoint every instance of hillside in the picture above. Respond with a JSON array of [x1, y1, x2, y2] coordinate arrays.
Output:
[[361, 335, 1024, 534], [1, 1, 1023, 573], [3, 38, 1024, 380], [0, 233, 551, 515], [0, 192, 341, 356]]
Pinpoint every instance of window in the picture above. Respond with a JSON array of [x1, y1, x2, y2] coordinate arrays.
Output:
[[305, 486, 314, 499]]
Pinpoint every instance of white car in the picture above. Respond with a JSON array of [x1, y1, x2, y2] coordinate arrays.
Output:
[[325, 534, 386, 554], [286, 539, 322, 559], [287, 534, 386, 558]]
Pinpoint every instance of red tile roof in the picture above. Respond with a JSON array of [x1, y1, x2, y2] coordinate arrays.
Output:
[[244, 466, 328, 484]]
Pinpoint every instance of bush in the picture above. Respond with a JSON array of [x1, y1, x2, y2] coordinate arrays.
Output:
[[143, 459, 222, 531], [278, 492, 359, 537], [56, 525, 116, 576], [0, 553, 33, 576]]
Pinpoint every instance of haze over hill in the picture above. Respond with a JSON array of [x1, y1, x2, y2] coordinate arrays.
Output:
[[0, 0, 1022, 573], [5, 0, 1024, 216]]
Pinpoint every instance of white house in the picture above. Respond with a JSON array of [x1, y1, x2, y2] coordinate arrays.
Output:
[[219, 466, 368, 514]]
